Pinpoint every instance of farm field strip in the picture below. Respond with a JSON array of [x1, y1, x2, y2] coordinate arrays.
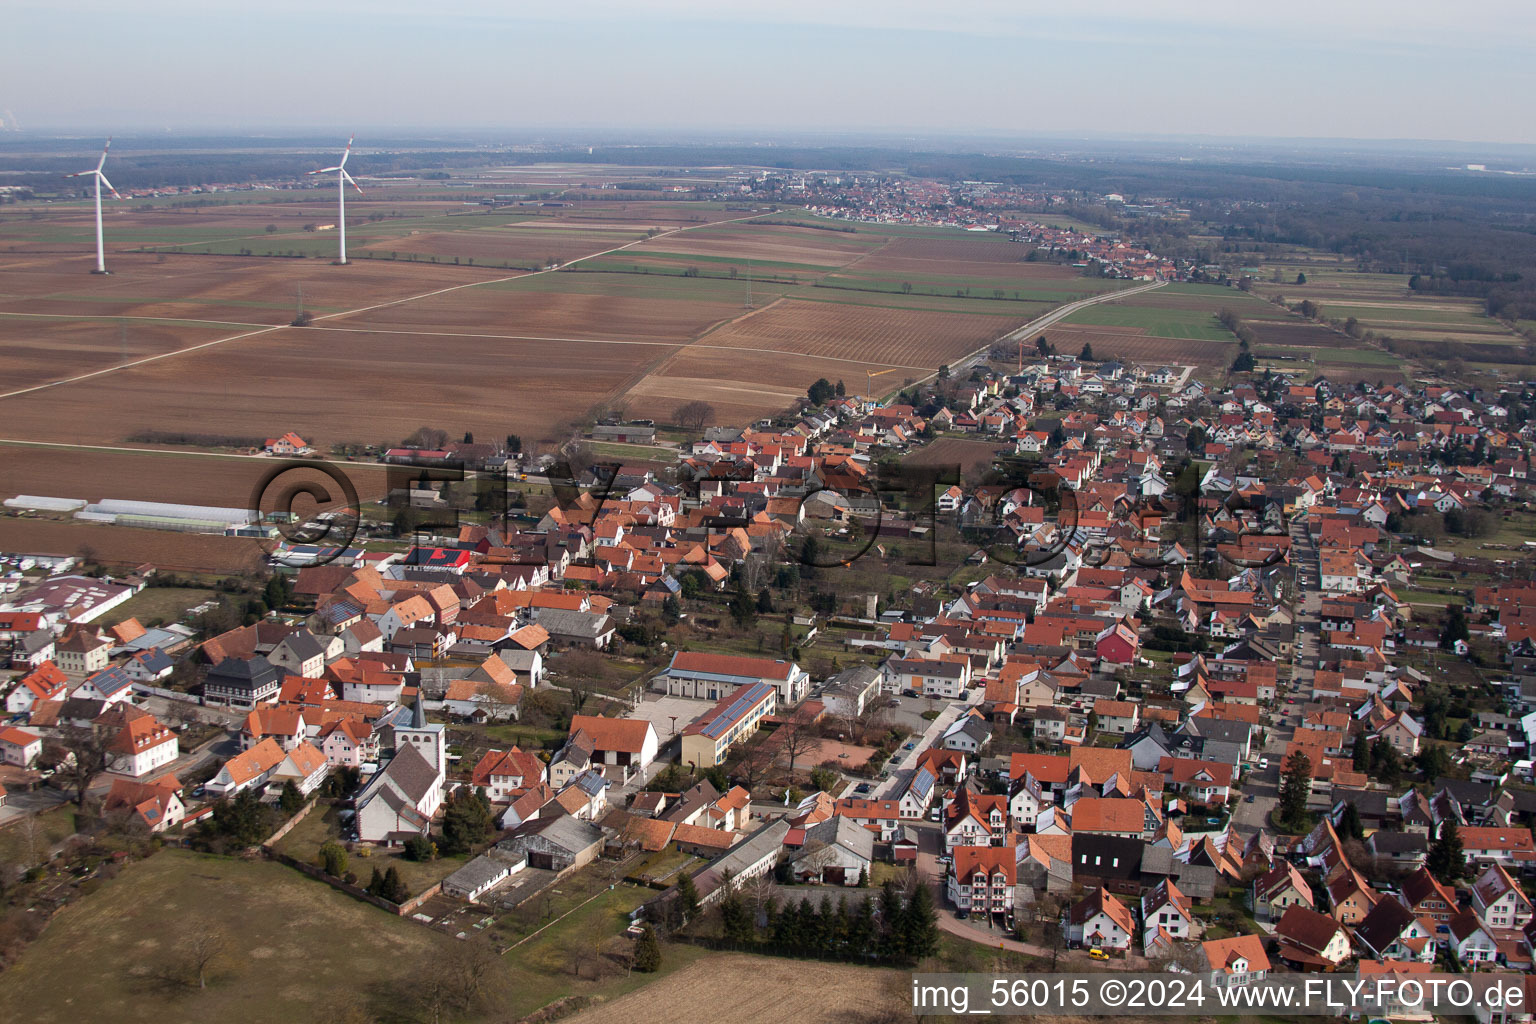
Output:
[[297, 323, 936, 370], [0, 310, 271, 330]]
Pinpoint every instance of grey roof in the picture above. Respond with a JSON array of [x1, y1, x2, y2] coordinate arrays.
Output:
[[688, 818, 791, 898], [800, 815, 874, 863], [277, 630, 328, 662], [206, 655, 282, 690], [1354, 896, 1416, 955], [443, 850, 525, 895], [501, 811, 606, 857], [359, 743, 439, 809], [536, 609, 612, 639], [1367, 831, 1428, 855]]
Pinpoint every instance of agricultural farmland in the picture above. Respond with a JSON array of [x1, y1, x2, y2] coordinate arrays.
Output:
[[0, 173, 1141, 569]]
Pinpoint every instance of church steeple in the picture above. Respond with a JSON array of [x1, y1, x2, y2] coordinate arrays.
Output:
[[412, 691, 426, 729]]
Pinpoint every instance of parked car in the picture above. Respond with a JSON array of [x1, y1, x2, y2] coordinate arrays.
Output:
[[927, 807, 942, 822], [1088, 948, 1110, 961], [854, 782, 872, 794], [903, 741, 916, 750], [1245, 793, 1256, 803]]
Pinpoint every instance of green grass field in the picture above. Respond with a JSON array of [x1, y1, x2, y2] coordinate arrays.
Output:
[[1312, 348, 1403, 367], [1061, 302, 1237, 341]]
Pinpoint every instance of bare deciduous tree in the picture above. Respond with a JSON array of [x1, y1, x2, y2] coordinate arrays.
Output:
[[412, 940, 502, 1024], [48, 725, 112, 810], [779, 723, 814, 785], [169, 924, 231, 990], [673, 400, 716, 433]]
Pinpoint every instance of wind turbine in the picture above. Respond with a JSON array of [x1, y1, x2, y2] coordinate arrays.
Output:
[[310, 136, 362, 265], [65, 138, 122, 274]]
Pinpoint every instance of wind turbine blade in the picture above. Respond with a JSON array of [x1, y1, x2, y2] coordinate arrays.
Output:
[[338, 135, 354, 168], [313, 165, 342, 174], [342, 169, 363, 195], [97, 137, 111, 171], [98, 172, 122, 199], [65, 170, 94, 178]]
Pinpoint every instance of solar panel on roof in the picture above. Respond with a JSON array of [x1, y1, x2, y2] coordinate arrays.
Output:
[[700, 683, 773, 740]]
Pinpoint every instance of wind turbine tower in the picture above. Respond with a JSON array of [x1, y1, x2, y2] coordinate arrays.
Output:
[[65, 138, 122, 274], [310, 136, 363, 265]]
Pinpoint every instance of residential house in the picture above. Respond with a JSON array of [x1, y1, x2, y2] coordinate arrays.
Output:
[[1273, 905, 1352, 969], [1200, 934, 1271, 988], [1471, 863, 1532, 931], [1065, 887, 1135, 953], [949, 842, 1018, 919], [1140, 878, 1195, 950], [206, 737, 287, 796], [103, 775, 185, 833], [1252, 861, 1314, 922], [0, 726, 43, 768], [270, 742, 331, 795], [105, 713, 179, 777], [1353, 897, 1436, 963], [469, 747, 547, 803]]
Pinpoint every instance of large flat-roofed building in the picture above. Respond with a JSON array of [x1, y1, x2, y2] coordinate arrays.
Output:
[[661, 651, 808, 705], [680, 682, 777, 767]]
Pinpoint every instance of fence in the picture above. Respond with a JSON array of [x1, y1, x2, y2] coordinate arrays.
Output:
[[260, 801, 442, 918]]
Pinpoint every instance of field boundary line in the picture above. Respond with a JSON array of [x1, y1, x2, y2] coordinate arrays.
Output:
[[0, 211, 774, 403]]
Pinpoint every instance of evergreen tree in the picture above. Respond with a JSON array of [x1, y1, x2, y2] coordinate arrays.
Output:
[[440, 786, 495, 855], [1441, 605, 1470, 649], [1339, 801, 1364, 841], [1278, 751, 1312, 831], [821, 895, 843, 951], [834, 380, 846, 397], [1428, 820, 1466, 882], [772, 896, 801, 949], [278, 779, 303, 814], [633, 924, 662, 972], [799, 896, 823, 951], [720, 886, 754, 946], [366, 867, 386, 897], [1079, 342, 1095, 362], [1351, 731, 1371, 773], [729, 585, 757, 627], [1370, 739, 1403, 786], [755, 587, 774, 614], [848, 893, 876, 952], [903, 885, 940, 961], [676, 873, 701, 923], [381, 866, 410, 903], [319, 840, 348, 877], [878, 883, 906, 960]]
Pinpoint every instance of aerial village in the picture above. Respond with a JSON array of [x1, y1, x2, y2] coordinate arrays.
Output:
[[3, 311, 1536, 994]]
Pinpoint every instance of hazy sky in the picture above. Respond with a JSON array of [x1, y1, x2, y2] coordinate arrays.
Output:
[[6, 1, 1533, 143]]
